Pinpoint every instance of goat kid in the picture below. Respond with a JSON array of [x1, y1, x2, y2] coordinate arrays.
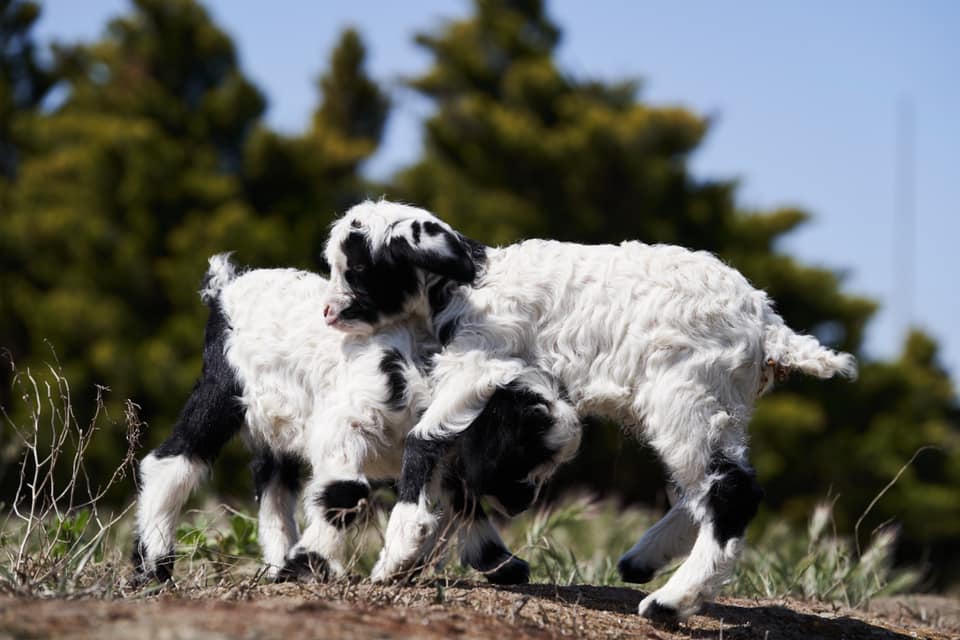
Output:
[[322, 200, 857, 621], [132, 254, 574, 585]]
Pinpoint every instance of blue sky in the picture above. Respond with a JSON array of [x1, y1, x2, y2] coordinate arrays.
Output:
[[36, 1, 960, 382]]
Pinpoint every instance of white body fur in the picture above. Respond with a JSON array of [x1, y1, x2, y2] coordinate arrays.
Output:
[[325, 200, 856, 616], [135, 258, 431, 578]]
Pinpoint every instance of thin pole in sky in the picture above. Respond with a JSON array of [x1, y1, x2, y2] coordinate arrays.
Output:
[[894, 97, 915, 336]]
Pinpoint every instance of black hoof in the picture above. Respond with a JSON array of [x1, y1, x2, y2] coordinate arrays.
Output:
[[617, 556, 656, 584], [640, 600, 680, 627], [275, 551, 331, 583], [130, 537, 174, 585], [484, 556, 530, 585]]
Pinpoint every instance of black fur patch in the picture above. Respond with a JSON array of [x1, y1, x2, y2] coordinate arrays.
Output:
[[337, 231, 419, 325], [437, 318, 459, 347], [335, 225, 486, 330], [153, 300, 244, 463], [320, 480, 370, 528], [131, 536, 174, 583], [388, 232, 478, 284], [617, 556, 657, 584], [469, 538, 530, 585], [707, 457, 764, 545], [251, 451, 304, 502], [275, 551, 331, 583], [641, 600, 681, 627], [316, 252, 331, 276], [427, 280, 453, 315], [426, 281, 460, 345], [379, 348, 407, 410], [452, 383, 564, 516], [397, 435, 451, 503], [451, 498, 530, 585]]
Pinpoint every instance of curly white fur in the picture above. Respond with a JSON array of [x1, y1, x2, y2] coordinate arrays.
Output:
[[136, 254, 544, 583], [323, 200, 857, 618]]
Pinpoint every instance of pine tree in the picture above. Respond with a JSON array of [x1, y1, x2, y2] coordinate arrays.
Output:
[[243, 28, 389, 268], [392, 0, 959, 583], [2, 0, 285, 490], [1, 3, 391, 499], [0, 0, 53, 415], [0, 0, 51, 180]]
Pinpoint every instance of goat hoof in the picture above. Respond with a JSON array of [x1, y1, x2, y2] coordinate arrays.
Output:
[[617, 556, 656, 584], [638, 597, 680, 627], [275, 551, 331, 583], [484, 556, 530, 585]]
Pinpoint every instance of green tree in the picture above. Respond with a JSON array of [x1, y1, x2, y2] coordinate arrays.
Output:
[[0, 0, 53, 415], [243, 27, 389, 268], [2, 0, 280, 490], [0, 0, 51, 180], [1, 1, 390, 500], [392, 0, 959, 584]]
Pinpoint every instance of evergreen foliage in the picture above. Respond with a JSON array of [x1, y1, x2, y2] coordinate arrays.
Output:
[[393, 0, 958, 584], [0, 0, 956, 585]]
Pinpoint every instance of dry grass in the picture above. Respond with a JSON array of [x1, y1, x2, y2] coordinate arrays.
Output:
[[0, 358, 952, 639], [0, 356, 142, 597]]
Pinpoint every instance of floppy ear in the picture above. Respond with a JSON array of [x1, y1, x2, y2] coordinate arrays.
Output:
[[387, 220, 479, 284]]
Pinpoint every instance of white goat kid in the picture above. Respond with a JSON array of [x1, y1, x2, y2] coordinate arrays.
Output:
[[322, 200, 857, 621], [132, 254, 545, 585]]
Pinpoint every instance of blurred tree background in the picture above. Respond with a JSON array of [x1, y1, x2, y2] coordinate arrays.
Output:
[[1, 0, 957, 588]]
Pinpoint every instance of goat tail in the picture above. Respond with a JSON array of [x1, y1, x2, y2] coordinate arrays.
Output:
[[763, 315, 858, 381], [199, 252, 237, 306]]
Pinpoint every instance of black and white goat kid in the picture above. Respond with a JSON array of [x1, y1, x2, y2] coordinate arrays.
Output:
[[132, 254, 579, 585], [322, 200, 858, 621]]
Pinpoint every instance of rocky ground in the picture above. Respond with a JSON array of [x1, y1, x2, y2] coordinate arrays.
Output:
[[1, 581, 957, 639]]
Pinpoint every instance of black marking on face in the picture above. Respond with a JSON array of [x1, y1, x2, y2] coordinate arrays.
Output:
[[154, 300, 244, 463], [337, 231, 420, 325], [319, 480, 370, 528], [706, 456, 763, 545], [387, 228, 484, 285], [379, 348, 408, 410], [411, 221, 421, 244]]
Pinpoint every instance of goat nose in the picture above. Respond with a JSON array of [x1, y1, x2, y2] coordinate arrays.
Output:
[[323, 305, 332, 318]]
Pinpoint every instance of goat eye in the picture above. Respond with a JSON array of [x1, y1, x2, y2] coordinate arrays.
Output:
[[351, 264, 366, 273]]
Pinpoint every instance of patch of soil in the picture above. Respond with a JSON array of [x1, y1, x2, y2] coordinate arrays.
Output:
[[0, 582, 955, 640]]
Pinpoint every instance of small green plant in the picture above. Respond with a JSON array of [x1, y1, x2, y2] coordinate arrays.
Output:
[[176, 512, 260, 564], [46, 510, 103, 562]]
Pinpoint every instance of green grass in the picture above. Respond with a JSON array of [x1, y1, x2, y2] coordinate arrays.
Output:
[[0, 360, 921, 606]]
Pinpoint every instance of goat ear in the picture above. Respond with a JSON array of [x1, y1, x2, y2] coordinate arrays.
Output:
[[387, 220, 478, 283]]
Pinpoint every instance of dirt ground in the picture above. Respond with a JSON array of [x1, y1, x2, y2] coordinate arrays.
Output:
[[1, 581, 957, 640]]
